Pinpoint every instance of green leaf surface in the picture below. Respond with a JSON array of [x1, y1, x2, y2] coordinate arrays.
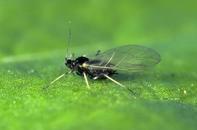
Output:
[[0, 43, 197, 130]]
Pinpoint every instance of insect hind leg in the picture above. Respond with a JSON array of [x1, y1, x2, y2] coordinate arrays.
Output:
[[104, 74, 125, 88], [103, 74, 137, 96]]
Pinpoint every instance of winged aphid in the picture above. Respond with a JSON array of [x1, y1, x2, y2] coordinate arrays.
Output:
[[47, 24, 160, 89], [49, 44, 160, 89]]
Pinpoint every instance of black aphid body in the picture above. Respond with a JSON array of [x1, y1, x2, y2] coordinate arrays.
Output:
[[65, 56, 117, 80], [64, 45, 161, 89], [47, 45, 160, 90]]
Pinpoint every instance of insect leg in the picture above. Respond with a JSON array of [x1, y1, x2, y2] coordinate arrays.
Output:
[[83, 72, 90, 89], [44, 71, 71, 89], [50, 73, 66, 85], [93, 76, 99, 80], [104, 74, 125, 88], [104, 74, 137, 95], [95, 50, 101, 56]]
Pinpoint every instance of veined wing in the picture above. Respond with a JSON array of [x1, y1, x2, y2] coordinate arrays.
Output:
[[87, 45, 161, 72]]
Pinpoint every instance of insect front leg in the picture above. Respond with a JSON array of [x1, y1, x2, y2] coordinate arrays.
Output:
[[44, 71, 72, 89]]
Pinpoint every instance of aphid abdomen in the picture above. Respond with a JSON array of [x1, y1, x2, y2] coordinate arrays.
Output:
[[87, 67, 116, 80]]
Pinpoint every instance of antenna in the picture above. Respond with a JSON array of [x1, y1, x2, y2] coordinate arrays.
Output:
[[66, 20, 72, 58]]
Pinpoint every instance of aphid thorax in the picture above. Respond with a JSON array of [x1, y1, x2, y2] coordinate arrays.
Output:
[[65, 56, 89, 75], [65, 56, 117, 80]]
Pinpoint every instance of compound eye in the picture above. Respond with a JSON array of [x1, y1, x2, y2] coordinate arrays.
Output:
[[66, 60, 71, 64], [65, 59, 71, 66]]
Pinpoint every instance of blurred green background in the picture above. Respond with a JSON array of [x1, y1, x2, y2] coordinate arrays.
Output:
[[1, 0, 197, 56], [0, 0, 197, 130]]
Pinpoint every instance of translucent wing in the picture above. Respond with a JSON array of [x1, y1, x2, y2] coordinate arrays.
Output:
[[87, 45, 161, 72]]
